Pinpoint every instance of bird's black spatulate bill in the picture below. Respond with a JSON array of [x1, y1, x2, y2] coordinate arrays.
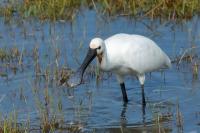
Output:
[[67, 48, 97, 87], [78, 48, 97, 80]]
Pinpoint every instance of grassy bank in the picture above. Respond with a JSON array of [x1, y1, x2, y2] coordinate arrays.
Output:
[[0, 0, 199, 21]]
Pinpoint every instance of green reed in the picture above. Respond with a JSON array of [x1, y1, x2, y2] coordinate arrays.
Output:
[[0, 0, 199, 21]]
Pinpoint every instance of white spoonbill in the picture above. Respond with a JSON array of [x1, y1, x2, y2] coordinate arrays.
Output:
[[68, 33, 171, 106]]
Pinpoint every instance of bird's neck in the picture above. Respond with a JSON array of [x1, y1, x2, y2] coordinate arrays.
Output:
[[97, 53, 103, 64], [97, 49, 110, 71]]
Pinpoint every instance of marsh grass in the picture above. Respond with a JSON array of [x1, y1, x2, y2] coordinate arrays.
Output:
[[178, 53, 200, 79], [176, 102, 184, 132], [0, 43, 84, 132], [0, 111, 26, 133], [0, 0, 200, 21], [0, 42, 112, 132], [31, 73, 85, 132], [0, 46, 26, 78], [153, 113, 172, 133], [0, 84, 86, 133]]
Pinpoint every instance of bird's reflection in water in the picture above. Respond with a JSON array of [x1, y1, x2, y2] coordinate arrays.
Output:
[[142, 102, 146, 125], [120, 102, 147, 128], [120, 103, 128, 127], [94, 101, 172, 133]]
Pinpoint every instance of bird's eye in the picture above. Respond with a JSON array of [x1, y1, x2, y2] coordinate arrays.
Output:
[[97, 46, 101, 49]]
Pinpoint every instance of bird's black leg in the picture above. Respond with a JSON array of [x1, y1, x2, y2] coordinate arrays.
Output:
[[120, 103, 128, 127], [141, 84, 146, 107], [120, 83, 128, 103]]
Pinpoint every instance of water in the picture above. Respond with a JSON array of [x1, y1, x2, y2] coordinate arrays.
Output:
[[0, 10, 200, 132]]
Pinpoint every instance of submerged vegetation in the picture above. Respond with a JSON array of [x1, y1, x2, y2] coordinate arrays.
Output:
[[0, 0, 200, 21]]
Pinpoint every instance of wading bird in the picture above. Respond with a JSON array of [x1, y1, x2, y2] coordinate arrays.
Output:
[[68, 33, 171, 106]]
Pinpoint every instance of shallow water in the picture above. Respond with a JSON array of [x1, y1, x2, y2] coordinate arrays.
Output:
[[0, 10, 200, 132]]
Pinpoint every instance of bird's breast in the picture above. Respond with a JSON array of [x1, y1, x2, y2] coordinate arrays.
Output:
[[97, 53, 103, 64], [113, 67, 134, 75]]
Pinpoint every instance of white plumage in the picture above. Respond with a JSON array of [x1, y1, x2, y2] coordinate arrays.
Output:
[[100, 33, 171, 85], [68, 33, 171, 105]]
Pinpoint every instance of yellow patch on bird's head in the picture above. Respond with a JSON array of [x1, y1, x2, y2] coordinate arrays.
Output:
[[97, 53, 103, 64]]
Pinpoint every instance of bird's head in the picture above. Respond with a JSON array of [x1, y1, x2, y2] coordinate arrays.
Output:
[[90, 38, 105, 55], [90, 38, 105, 64], [67, 38, 105, 87]]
